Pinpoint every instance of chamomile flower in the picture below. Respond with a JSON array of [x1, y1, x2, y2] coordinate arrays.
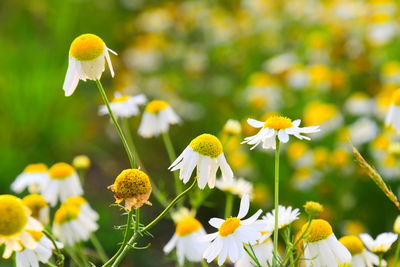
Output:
[[235, 238, 273, 267], [202, 194, 265, 266], [169, 134, 234, 189], [0, 195, 43, 259], [385, 89, 400, 134], [359, 232, 398, 254], [163, 216, 209, 265], [16, 230, 63, 267], [302, 219, 351, 266], [63, 33, 117, 97], [53, 203, 98, 246], [216, 177, 253, 198], [98, 92, 147, 118], [262, 205, 300, 229], [22, 194, 50, 225], [138, 100, 181, 138], [41, 163, 83, 207], [339, 235, 384, 267], [64, 196, 99, 222], [11, 163, 48, 194], [242, 116, 320, 150]]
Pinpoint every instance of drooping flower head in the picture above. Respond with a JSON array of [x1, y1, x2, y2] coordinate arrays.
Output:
[[242, 116, 320, 150], [22, 194, 50, 225], [216, 177, 253, 198], [359, 232, 398, 254], [99, 92, 147, 119], [262, 205, 300, 230], [339, 235, 384, 267], [63, 33, 117, 96], [11, 163, 48, 194], [169, 134, 234, 189], [64, 196, 99, 221]]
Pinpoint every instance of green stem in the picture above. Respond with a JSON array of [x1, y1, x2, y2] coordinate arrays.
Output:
[[135, 208, 140, 234], [74, 242, 89, 267], [394, 239, 400, 266], [273, 137, 280, 266], [162, 132, 183, 196], [224, 193, 234, 218], [121, 118, 144, 169], [43, 229, 64, 267], [95, 80, 136, 168], [378, 254, 383, 267], [90, 234, 108, 263]]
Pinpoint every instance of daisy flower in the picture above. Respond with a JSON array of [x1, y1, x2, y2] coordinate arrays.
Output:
[[242, 116, 320, 150], [16, 230, 63, 267], [359, 232, 398, 254], [64, 196, 99, 222], [11, 163, 48, 194], [163, 215, 209, 265], [138, 100, 180, 138], [62, 33, 117, 97], [53, 203, 98, 246], [339, 235, 384, 267], [235, 237, 273, 267], [41, 163, 83, 207], [202, 194, 265, 266], [22, 194, 50, 225], [169, 134, 234, 189], [216, 177, 253, 198], [98, 92, 147, 119], [302, 219, 351, 266], [385, 89, 400, 134], [0, 195, 43, 259], [262, 205, 300, 229]]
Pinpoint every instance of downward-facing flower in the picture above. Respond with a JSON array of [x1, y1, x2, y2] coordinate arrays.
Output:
[[169, 134, 234, 189], [216, 177, 253, 198], [203, 194, 265, 266], [99, 92, 147, 119], [339, 235, 384, 267], [302, 219, 351, 266], [138, 100, 180, 138], [53, 203, 98, 246], [242, 116, 320, 150], [235, 236, 273, 267], [163, 214, 209, 265], [0, 195, 43, 259], [64, 196, 99, 221], [262, 205, 300, 229], [359, 232, 398, 254], [63, 33, 117, 97], [385, 89, 400, 134], [108, 169, 152, 210], [11, 163, 48, 194], [41, 163, 83, 207], [16, 230, 63, 267], [22, 194, 50, 225]]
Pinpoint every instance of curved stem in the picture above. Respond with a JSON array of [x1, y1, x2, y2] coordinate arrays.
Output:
[[273, 137, 280, 266], [90, 234, 108, 263], [224, 193, 234, 218], [121, 118, 144, 169], [394, 239, 400, 266], [43, 229, 64, 267], [135, 208, 140, 234], [162, 132, 183, 198]]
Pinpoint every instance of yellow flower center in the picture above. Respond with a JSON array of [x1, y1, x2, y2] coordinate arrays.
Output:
[[112, 95, 130, 103], [70, 34, 105, 61], [302, 219, 333, 243], [176, 217, 202, 236], [392, 89, 400, 106], [219, 217, 241, 237], [64, 196, 86, 207], [54, 205, 80, 224], [22, 194, 47, 219], [24, 163, 48, 173], [303, 201, 324, 217], [49, 162, 75, 180], [288, 142, 308, 160], [25, 230, 44, 242], [0, 195, 28, 236], [264, 116, 293, 130], [339, 235, 364, 255], [145, 100, 169, 114], [189, 134, 223, 158], [72, 155, 91, 169], [304, 102, 338, 126], [113, 169, 152, 198]]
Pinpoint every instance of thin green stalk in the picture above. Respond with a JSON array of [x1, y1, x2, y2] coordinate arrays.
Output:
[[162, 132, 183, 196], [273, 137, 280, 267], [121, 118, 144, 169], [43, 229, 64, 267], [378, 254, 383, 267], [74, 242, 89, 267], [394, 239, 400, 266], [90, 234, 108, 263], [200, 260, 208, 267], [282, 216, 312, 265], [95, 80, 136, 168], [224, 193, 234, 218], [135, 208, 140, 234]]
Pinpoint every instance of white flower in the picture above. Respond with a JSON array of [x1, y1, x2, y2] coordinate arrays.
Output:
[[138, 100, 180, 138], [22, 194, 50, 225], [41, 163, 83, 207], [302, 219, 351, 267], [216, 177, 253, 198], [385, 89, 400, 134], [348, 118, 379, 146], [339, 235, 385, 267], [359, 232, 398, 254], [202, 194, 265, 266], [169, 134, 233, 189], [11, 163, 49, 194], [63, 33, 117, 97], [99, 92, 147, 118], [262, 205, 300, 229], [64, 196, 99, 222], [223, 119, 242, 135], [235, 239, 273, 267], [163, 216, 209, 265], [242, 116, 320, 150]]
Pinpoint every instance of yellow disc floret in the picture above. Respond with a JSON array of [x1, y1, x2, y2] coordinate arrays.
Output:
[[339, 235, 364, 255], [145, 100, 169, 114], [25, 230, 44, 242], [0, 195, 28, 236], [176, 217, 202, 236], [303, 201, 324, 217], [112, 95, 130, 103], [65, 196, 86, 207], [70, 34, 105, 61], [303, 219, 333, 243], [189, 134, 223, 158], [219, 217, 241, 237], [392, 89, 400, 106], [24, 163, 48, 173], [112, 169, 152, 198], [54, 205, 80, 225], [72, 155, 91, 170], [264, 116, 293, 130], [22, 194, 47, 219], [49, 162, 75, 180]]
